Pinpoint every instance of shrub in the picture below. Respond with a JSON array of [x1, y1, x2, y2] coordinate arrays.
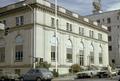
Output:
[[70, 64, 80, 73], [52, 70, 59, 77], [36, 61, 51, 69]]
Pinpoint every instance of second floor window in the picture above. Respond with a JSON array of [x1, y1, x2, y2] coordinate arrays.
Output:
[[98, 33, 102, 40], [89, 30, 94, 38], [96, 19, 100, 23], [108, 26, 111, 32], [16, 16, 24, 26], [108, 36, 112, 41], [109, 46, 112, 51], [107, 17, 111, 24], [79, 27, 84, 35], [66, 23, 72, 32], [51, 17, 55, 27]]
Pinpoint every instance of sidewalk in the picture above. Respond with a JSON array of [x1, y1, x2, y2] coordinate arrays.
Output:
[[53, 75, 76, 81]]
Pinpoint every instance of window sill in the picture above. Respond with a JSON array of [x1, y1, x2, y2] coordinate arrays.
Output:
[[15, 60, 23, 62]]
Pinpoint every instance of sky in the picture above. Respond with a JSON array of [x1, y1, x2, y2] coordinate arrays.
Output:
[[0, 0, 120, 16]]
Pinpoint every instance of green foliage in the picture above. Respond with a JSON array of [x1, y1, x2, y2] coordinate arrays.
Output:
[[70, 64, 80, 73], [36, 61, 51, 69], [52, 70, 59, 77]]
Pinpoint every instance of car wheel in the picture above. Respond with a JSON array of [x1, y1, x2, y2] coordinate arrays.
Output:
[[36, 78, 41, 81], [20, 77, 24, 81], [1, 77, 5, 81], [48, 79, 52, 81]]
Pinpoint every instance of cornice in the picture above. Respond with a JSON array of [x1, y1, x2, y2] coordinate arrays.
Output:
[[0, 23, 108, 44], [0, 1, 108, 33]]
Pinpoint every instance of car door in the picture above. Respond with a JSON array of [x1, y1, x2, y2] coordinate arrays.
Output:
[[24, 69, 34, 80]]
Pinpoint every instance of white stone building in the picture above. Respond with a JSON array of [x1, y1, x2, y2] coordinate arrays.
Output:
[[0, 0, 108, 75], [86, 10, 120, 67]]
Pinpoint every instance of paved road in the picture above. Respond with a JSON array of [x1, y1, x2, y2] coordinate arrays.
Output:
[[53, 78, 119, 81], [53, 75, 120, 81]]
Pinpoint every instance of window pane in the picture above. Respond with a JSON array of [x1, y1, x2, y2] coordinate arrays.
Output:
[[20, 16, 24, 25], [16, 17, 19, 26]]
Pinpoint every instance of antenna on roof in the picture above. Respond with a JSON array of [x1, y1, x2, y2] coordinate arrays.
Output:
[[92, 0, 102, 14]]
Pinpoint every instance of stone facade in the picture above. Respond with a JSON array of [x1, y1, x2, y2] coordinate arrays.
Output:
[[0, 0, 108, 75], [87, 10, 120, 67]]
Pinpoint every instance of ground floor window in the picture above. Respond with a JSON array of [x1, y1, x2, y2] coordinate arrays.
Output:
[[79, 50, 84, 66], [90, 51, 94, 64], [66, 48, 72, 62], [0, 47, 5, 62], [99, 53, 103, 64], [51, 46, 56, 61], [15, 45, 23, 62]]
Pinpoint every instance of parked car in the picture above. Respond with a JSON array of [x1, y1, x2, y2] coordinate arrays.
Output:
[[19, 68, 53, 81], [96, 67, 118, 78], [76, 69, 99, 78], [0, 71, 19, 81]]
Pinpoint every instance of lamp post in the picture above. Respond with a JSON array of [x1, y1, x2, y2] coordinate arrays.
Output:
[[55, 0, 58, 72], [23, 3, 36, 69]]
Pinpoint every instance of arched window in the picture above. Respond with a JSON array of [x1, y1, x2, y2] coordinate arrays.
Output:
[[99, 45, 103, 64], [89, 44, 94, 64], [66, 39, 72, 62], [79, 42, 84, 66], [0, 37, 5, 62], [50, 36, 58, 62], [15, 35, 23, 62]]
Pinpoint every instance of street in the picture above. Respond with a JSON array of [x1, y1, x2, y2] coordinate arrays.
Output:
[[53, 75, 120, 81], [53, 78, 119, 81]]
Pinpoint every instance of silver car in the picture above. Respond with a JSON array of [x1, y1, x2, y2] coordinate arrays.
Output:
[[19, 68, 53, 81], [0, 71, 19, 81]]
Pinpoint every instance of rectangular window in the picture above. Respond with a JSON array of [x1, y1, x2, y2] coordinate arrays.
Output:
[[51, 17, 55, 27], [99, 53, 103, 64], [16, 17, 19, 26], [96, 20, 100, 23], [89, 30, 94, 38], [117, 16, 119, 20], [66, 23, 69, 30], [117, 25, 119, 28], [109, 46, 112, 51], [0, 47, 5, 62], [20, 16, 24, 25], [70, 24, 72, 31], [79, 50, 84, 66], [108, 26, 111, 32], [16, 16, 24, 26], [66, 23, 72, 32], [107, 18, 111, 24], [102, 19, 104, 22], [56, 19, 59, 28], [66, 48, 72, 62], [98, 33, 102, 40], [90, 52, 94, 64], [108, 36, 112, 41], [15, 45, 23, 62], [79, 27, 84, 35], [51, 46, 55, 61]]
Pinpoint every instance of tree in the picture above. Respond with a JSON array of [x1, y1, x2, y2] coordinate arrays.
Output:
[[70, 64, 80, 73], [36, 61, 51, 69]]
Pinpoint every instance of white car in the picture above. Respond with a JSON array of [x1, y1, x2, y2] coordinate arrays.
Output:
[[76, 70, 99, 78]]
